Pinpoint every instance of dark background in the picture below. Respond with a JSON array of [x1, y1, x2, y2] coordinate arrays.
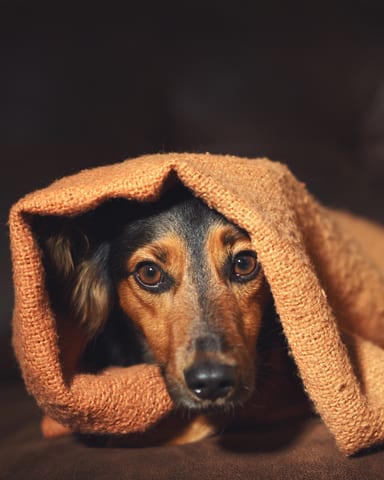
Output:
[[1, 1, 384, 381]]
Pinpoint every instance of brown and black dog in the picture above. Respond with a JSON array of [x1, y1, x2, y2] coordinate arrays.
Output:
[[36, 187, 307, 445]]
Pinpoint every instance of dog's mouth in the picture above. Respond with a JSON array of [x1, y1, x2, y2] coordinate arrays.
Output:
[[164, 360, 255, 414]]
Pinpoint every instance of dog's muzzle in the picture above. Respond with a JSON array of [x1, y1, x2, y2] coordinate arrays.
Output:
[[166, 333, 254, 410]]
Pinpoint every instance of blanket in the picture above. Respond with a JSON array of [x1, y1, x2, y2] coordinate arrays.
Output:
[[9, 153, 384, 455]]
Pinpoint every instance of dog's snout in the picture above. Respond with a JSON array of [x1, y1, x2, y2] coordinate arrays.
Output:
[[195, 335, 220, 352], [184, 361, 236, 401]]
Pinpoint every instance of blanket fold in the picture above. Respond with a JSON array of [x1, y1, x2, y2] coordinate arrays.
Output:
[[9, 153, 384, 455]]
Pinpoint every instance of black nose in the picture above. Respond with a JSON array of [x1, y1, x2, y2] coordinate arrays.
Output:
[[184, 361, 236, 401]]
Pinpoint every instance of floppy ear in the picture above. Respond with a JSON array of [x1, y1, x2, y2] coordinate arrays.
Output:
[[37, 218, 113, 337], [71, 242, 113, 336]]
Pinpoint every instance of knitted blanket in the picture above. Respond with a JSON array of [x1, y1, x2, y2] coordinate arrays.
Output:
[[9, 153, 384, 455]]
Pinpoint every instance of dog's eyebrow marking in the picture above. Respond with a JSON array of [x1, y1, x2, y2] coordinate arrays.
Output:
[[127, 234, 187, 271], [153, 249, 168, 263], [129, 244, 169, 264], [222, 228, 249, 247]]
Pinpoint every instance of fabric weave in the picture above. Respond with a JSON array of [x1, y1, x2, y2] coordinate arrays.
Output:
[[9, 153, 384, 454]]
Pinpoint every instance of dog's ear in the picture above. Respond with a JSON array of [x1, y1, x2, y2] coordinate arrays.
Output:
[[36, 217, 113, 337], [71, 242, 113, 336]]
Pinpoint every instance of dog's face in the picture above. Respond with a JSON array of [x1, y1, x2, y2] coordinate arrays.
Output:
[[110, 195, 270, 412], [39, 189, 270, 414]]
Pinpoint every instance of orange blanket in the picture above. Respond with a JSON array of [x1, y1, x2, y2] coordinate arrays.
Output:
[[9, 153, 384, 454]]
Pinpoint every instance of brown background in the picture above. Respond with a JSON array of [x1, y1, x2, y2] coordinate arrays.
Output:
[[1, 0, 384, 381]]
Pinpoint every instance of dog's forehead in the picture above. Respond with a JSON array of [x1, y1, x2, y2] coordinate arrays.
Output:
[[156, 196, 227, 237], [115, 193, 250, 260], [122, 197, 224, 240]]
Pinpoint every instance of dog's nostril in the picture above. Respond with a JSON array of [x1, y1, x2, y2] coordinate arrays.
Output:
[[184, 361, 236, 401]]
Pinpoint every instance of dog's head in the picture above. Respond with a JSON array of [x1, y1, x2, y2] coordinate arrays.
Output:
[[38, 188, 270, 413]]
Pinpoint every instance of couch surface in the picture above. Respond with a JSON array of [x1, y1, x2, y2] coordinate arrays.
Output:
[[1, 383, 384, 480]]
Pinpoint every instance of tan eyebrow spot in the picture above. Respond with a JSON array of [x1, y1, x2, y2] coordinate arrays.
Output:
[[126, 233, 188, 283], [213, 224, 253, 251], [221, 226, 250, 247]]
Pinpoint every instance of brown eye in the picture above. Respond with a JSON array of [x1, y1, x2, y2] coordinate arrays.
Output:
[[231, 251, 260, 283], [133, 262, 173, 293], [136, 263, 162, 286]]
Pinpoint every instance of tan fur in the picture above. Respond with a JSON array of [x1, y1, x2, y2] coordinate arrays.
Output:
[[118, 233, 189, 365], [116, 223, 270, 444], [207, 225, 267, 355], [73, 260, 111, 336], [106, 413, 221, 447]]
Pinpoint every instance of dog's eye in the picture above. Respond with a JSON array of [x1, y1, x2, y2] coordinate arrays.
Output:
[[230, 251, 260, 283], [135, 263, 162, 286], [133, 262, 172, 292]]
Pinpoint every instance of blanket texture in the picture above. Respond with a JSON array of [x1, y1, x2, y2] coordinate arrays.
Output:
[[9, 153, 384, 455]]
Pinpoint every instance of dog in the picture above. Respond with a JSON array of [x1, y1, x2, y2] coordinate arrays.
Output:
[[36, 186, 307, 446]]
